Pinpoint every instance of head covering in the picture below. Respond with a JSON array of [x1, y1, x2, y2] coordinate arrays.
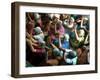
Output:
[[67, 51, 77, 59], [34, 13, 40, 21], [34, 27, 42, 34]]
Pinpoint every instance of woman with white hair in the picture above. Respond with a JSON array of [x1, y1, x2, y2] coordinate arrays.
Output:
[[33, 28, 45, 48], [56, 20, 65, 37]]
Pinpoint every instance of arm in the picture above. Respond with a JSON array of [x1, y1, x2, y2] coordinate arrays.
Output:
[[74, 27, 79, 41], [58, 34, 61, 47], [50, 43, 58, 49], [26, 38, 36, 52], [55, 24, 57, 34], [84, 34, 89, 44], [26, 32, 38, 43], [27, 13, 34, 22], [64, 52, 67, 61], [80, 17, 84, 28], [58, 35, 67, 52]]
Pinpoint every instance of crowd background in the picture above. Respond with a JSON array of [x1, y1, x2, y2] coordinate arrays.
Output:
[[26, 12, 90, 67]]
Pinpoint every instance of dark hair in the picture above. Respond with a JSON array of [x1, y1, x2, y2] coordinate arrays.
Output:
[[67, 51, 76, 59]]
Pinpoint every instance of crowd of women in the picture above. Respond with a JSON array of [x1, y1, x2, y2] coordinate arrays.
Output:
[[26, 13, 89, 66]]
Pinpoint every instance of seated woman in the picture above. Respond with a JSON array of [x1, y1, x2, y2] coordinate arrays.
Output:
[[58, 33, 77, 65], [45, 35, 59, 56], [33, 26, 45, 48], [44, 35, 64, 65], [26, 22, 46, 66]]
